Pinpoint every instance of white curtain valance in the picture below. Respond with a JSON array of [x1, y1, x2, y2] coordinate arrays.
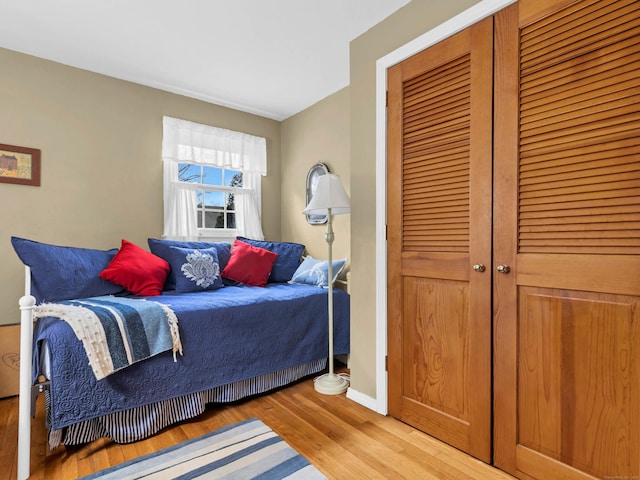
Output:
[[162, 116, 267, 175]]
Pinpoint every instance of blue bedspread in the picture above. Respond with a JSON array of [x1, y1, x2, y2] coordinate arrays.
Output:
[[34, 283, 350, 430]]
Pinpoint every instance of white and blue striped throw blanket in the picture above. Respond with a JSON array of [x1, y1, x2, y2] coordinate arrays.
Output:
[[34, 296, 182, 380]]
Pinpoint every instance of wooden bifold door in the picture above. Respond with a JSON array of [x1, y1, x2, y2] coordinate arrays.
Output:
[[387, 1, 640, 479], [386, 15, 494, 463]]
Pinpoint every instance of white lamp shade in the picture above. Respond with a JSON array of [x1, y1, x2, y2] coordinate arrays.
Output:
[[303, 174, 350, 216]]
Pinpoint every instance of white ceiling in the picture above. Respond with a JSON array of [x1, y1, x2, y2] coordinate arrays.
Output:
[[0, 0, 410, 120]]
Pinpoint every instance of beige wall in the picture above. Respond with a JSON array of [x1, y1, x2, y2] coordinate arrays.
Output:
[[0, 47, 281, 326], [349, 0, 482, 398], [280, 87, 350, 263]]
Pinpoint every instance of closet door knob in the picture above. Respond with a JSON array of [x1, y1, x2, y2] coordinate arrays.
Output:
[[497, 264, 511, 274], [473, 264, 486, 272]]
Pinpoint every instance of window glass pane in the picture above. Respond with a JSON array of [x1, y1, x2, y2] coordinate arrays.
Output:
[[176, 163, 242, 230], [226, 213, 236, 229], [196, 190, 203, 207], [202, 166, 223, 186], [204, 211, 224, 229], [225, 170, 243, 187], [204, 191, 224, 208], [225, 192, 236, 212], [178, 163, 201, 183]]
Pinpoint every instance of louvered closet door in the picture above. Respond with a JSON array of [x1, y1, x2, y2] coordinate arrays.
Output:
[[493, 1, 640, 479], [387, 17, 493, 462]]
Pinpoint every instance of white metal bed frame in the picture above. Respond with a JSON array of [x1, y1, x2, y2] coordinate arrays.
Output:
[[18, 266, 35, 480]]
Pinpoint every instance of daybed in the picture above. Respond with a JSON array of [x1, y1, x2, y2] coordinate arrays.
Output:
[[12, 236, 349, 479]]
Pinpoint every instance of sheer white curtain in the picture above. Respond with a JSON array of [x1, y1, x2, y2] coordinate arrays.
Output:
[[162, 116, 267, 241], [162, 158, 199, 241], [235, 171, 264, 240]]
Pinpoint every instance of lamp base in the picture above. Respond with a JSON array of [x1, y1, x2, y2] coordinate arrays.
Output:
[[314, 372, 349, 395]]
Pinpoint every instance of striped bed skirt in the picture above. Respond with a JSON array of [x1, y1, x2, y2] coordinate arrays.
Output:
[[47, 359, 326, 449]]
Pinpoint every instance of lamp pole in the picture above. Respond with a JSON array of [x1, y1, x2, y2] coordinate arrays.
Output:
[[314, 206, 349, 394]]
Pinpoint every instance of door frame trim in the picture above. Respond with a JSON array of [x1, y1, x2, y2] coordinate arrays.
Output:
[[372, 0, 516, 415]]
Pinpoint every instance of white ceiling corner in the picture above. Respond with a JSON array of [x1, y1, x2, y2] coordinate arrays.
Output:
[[0, 0, 411, 120]]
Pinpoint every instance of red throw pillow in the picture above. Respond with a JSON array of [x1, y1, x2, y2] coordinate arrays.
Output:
[[99, 239, 170, 296], [221, 239, 278, 287]]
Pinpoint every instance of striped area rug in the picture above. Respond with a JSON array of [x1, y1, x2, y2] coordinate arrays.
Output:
[[79, 418, 326, 479]]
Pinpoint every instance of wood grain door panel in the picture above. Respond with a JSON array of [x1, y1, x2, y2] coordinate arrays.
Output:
[[387, 16, 493, 463], [517, 288, 639, 478]]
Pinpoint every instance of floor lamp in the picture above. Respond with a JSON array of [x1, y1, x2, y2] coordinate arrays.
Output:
[[303, 174, 350, 395]]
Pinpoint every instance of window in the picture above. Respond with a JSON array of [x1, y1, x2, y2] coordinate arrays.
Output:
[[162, 116, 267, 241], [178, 163, 242, 230]]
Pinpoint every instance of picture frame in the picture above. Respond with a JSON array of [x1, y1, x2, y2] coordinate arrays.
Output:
[[0, 144, 41, 186], [305, 162, 330, 224]]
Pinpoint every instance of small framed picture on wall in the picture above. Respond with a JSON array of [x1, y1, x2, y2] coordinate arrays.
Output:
[[0, 144, 41, 186]]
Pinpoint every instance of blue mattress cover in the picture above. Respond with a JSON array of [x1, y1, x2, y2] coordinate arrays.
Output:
[[34, 283, 350, 429]]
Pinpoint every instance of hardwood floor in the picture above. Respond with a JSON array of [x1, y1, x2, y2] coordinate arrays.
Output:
[[0, 370, 515, 480]]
